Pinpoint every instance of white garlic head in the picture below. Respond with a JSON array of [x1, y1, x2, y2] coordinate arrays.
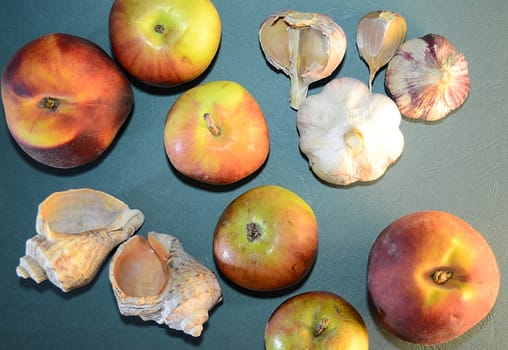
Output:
[[297, 77, 404, 186]]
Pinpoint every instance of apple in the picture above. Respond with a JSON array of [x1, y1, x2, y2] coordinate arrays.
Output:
[[213, 185, 318, 291], [164, 80, 269, 185], [367, 210, 500, 345], [1, 33, 133, 169], [265, 291, 369, 350], [109, 0, 221, 87]]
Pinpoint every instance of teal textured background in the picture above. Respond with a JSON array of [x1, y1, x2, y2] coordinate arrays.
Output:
[[1, 1, 506, 349]]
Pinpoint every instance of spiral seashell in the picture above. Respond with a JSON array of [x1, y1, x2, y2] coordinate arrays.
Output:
[[109, 231, 223, 337], [16, 188, 144, 292]]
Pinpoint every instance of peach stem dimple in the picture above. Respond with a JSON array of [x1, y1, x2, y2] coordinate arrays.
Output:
[[432, 270, 453, 285], [38, 97, 60, 112]]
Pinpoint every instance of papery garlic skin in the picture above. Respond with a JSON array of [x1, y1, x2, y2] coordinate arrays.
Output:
[[297, 77, 404, 186], [259, 10, 346, 110], [356, 10, 407, 90], [385, 34, 470, 121]]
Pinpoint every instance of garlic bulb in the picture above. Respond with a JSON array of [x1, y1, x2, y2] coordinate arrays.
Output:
[[259, 10, 346, 110], [385, 34, 470, 121], [297, 77, 404, 186], [356, 10, 407, 90]]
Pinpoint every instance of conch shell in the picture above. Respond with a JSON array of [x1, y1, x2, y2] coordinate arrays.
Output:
[[16, 188, 144, 292], [109, 232, 223, 337]]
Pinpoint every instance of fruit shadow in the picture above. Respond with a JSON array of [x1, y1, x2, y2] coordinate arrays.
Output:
[[120, 38, 222, 97], [6, 102, 135, 176], [164, 150, 270, 194], [365, 290, 479, 349], [213, 251, 318, 300]]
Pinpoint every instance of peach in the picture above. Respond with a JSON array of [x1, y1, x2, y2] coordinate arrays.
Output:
[[368, 211, 500, 345], [1, 33, 133, 168]]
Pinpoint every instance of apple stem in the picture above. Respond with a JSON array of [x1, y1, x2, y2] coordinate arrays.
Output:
[[203, 113, 221, 136], [38, 97, 61, 112], [246, 223, 262, 242], [432, 270, 453, 285], [314, 317, 330, 337]]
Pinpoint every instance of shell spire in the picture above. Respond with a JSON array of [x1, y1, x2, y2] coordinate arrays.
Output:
[[16, 188, 144, 292]]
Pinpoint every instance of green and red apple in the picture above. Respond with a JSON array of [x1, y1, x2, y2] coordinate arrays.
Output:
[[367, 210, 500, 345], [265, 291, 369, 349], [109, 0, 221, 87], [164, 80, 269, 185], [1, 33, 133, 169], [213, 185, 318, 291]]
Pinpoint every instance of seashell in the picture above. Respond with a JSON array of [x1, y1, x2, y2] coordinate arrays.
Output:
[[109, 231, 223, 337], [16, 188, 144, 292]]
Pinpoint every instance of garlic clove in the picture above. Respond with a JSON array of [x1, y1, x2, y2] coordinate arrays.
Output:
[[356, 10, 407, 90], [259, 10, 346, 110], [385, 33, 470, 121]]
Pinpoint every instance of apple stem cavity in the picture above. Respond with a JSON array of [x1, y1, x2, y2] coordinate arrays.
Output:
[[154, 24, 165, 34], [246, 223, 262, 242], [314, 317, 330, 337], [432, 270, 454, 285], [203, 113, 221, 136], [38, 97, 61, 112]]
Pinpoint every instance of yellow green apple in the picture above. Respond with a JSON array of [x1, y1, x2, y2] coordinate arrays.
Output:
[[109, 0, 221, 87], [164, 80, 269, 185], [213, 185, 318, 291], [368, 210, 500, 345], [1, 33, 133, 169], [265, 291, 369, 349]]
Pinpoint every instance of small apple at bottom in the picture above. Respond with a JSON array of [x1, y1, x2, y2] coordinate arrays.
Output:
[[1, 33, 133, 169], [265, 291, 369, 350], [213, 185, 318, 291], [164, 80, 269, 185], [368, 210, 500, 345], [109, 0, 221, 87]]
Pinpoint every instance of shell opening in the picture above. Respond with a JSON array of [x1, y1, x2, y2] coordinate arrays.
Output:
[[113, 236, 169, 297], [39, 189, 130, 234]]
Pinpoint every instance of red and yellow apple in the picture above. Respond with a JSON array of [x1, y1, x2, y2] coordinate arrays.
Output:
[[367, 210, 500, 345], [164, 80, 269, 185], [213, 185, 318, 291], [1, 33, 134, 169], [109, 0, 221, 87], [265, 291, 369, 349]]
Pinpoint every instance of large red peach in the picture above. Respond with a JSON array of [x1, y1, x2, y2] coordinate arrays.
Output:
[[368, 211, 500, 345], [1, 33, 133, 169]]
